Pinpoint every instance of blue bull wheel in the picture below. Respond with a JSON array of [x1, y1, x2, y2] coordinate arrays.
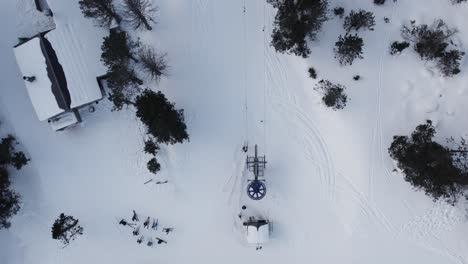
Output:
[[247, 180, 266, 200]]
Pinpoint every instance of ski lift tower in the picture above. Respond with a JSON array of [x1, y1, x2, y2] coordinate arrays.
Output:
[[246, 145, 267, 200]]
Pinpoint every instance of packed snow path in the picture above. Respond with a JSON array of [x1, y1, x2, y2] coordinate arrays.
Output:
[[1, 0, 468, 263]]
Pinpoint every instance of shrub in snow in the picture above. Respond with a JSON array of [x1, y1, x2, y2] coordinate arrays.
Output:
[[138, 46, 168, 82], [388, 121, 468, 205], [374, 0, 386, 5], [147, 157, 161, 174], [308, 67, 317, 79], [314, 80, 348, 110], [390, 41, 410, 55], [0, 167, 20, 229], [334, 34, 364, 65], [268, 0, 329, 58], [343, 9, 375, 32], [78, 0, 121, 27], [51, 214, 83, 245], [135, 90, 189, 145], [401, 19, 464, 76], [122, 0, 157, 31], [333, 7, 344, 18], [353, 75, 360, 81], [451, 0, 467, 3]]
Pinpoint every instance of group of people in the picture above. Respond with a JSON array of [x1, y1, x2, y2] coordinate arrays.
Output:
[[118, 210, 173, 246]]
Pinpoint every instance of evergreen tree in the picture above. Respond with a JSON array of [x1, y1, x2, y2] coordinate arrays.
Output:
[[0, 167, 20, 229], [51, 214, 84, 245], [401, 20, 456, 61], [401, 20, 464, 76], [343, 9, 375, 32], [101, 30, 138, 69], [268, 0, 329, 58], [390, 41, 410, 55], [333, 7, 344, 18], [138, 46, 168, 81], [144, 139, 159, 155], [147, 157, 161, 174], [314, 80, 347, 110], [135, 90, 189, 145], [334, 34, 364, 65], [0, 135, 29, 169], [437, 49, 465, 76], [78, 0, 121, 27], [122, 0, 157, 31], [389, 121, 467, 204]]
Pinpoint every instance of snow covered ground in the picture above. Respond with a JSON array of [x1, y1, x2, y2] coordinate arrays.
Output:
[[2, 0, 468, 263]]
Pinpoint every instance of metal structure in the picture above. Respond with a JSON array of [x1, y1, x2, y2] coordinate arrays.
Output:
[[246, 145, 267, 200]]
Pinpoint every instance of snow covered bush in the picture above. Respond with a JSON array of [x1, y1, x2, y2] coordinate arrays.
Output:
[[401, 19, 464, 76], [135, 90, 189, 145], [334, 34, 364, 65], [78, 0, 121, 27], [122, 0, 157, 31], [390, 41, 410, 55], [268, 0, 329, 58], [343, 9, 375, 32], [389, 121, 468, 205], [51, 214, 84, 245], [314, 80, 348, 110], [308, 67, 317, 79], [138, 46, 168, 81]]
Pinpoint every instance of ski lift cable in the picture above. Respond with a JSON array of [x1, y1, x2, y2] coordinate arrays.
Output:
[[242, 0, 249, 146], [262, 0, 268, 154]]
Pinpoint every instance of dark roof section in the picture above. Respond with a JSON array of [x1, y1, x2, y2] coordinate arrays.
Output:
[[39, 34, 71, 111]]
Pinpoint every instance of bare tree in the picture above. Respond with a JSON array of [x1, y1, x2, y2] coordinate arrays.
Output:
[[122, 0, 157, 30], [138, 46, 168, 81]]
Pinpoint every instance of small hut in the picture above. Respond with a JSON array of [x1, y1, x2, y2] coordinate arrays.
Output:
[[244, 219, 270, 244]]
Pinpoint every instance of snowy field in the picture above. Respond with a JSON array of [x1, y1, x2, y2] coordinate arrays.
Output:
[[2, 0, 468, 263]]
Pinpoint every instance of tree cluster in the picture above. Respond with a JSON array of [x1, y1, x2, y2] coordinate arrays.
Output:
[[334, 34, 364, 65], [0, 130, 29, 229], [389, 121, 468, 205], [51, 213, 84, 245], [79, 0, 156, 31], [401, 20, 464, 76], [268, 0, 329, 58], [314, 80, 348, 110], [343, 9, 375, 32]]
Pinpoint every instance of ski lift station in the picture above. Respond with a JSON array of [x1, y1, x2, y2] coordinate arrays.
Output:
[[244, 219, 270, 244]]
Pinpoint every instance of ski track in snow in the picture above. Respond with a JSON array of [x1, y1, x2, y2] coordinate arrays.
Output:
[[368, 2, 398, 201]]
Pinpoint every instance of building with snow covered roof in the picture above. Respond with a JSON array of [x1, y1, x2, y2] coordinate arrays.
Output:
[[13, 31, 105, 131], [244, 219, 270, 245]]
